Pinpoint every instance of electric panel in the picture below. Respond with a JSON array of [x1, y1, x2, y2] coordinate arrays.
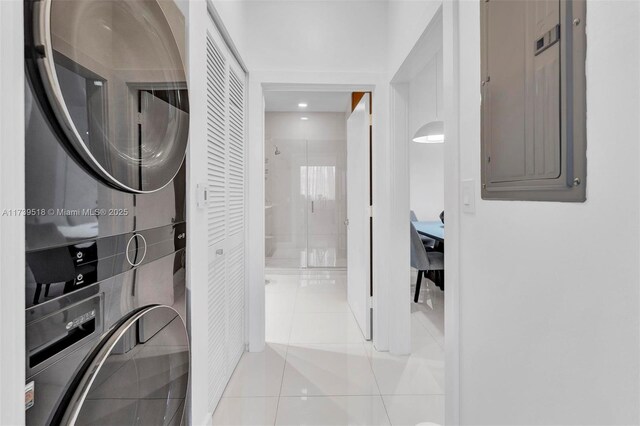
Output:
[[481, 0, 586, 201]]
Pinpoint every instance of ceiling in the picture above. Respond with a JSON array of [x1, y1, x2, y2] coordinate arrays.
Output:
[[264, 91, 351, 112]]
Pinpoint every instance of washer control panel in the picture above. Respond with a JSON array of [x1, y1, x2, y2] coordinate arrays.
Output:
[[25, 222, 186, 307]]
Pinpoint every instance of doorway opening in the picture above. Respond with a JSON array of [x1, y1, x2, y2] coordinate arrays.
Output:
[[262, 88, 374, 346], [408, 45, 445, 346], [264, 91, 350, 270]]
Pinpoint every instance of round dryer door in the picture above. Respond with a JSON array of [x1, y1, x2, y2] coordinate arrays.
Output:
[[33, 0, 189, 193], [60, 306, 189, 426]]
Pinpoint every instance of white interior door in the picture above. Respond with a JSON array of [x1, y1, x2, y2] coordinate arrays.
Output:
[[205, 20, 246, 413], [347, 93, 371, 340]]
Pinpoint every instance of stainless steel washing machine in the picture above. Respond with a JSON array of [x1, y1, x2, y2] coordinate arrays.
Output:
[[24, 0, 190, 424]]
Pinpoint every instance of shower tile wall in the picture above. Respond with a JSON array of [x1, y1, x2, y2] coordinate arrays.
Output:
[[265, 112, 347, 268]]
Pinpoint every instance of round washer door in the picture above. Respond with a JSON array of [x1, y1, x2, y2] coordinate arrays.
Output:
[[33, 0, 189, 193], [61, 306, 190, 426]]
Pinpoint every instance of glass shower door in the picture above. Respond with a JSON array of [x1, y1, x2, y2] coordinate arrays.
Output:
[[265, 138, 346, 269], [265, 139, 308, 268], [305, 139, 347, 268]]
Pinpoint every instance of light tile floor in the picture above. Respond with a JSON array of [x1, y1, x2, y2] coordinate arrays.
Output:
[[265, 248, 348, 269], [212, 269, 444, 426]]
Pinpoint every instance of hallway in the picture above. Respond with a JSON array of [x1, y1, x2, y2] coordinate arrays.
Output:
[[212, 270, 445, 425]]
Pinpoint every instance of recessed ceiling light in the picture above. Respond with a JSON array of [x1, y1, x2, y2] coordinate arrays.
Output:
[[298, 103, 308, 108], [300, 117, 309, 121]]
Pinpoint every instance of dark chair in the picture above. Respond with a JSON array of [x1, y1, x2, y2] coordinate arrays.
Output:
[[410, 222, 444, 302], [410, 210, 436, 250]]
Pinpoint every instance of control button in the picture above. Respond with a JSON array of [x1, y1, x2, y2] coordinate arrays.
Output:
[[126, 234, 147, 267]]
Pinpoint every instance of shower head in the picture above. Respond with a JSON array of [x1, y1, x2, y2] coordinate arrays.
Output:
[[274, 146, 281, 155]]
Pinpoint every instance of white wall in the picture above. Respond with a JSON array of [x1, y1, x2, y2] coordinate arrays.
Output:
[[213, 0, 388, 73], [387, 0, 442, 74], [265, 111, 347, 141], [455, 1, 640, 424], [0, 0, 25, 424], [409, 51, 444, 220]]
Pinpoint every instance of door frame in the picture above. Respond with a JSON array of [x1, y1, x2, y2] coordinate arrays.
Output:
[[442, 3, 461, 422], [388, 4, 461, 424], [247, 76, 400, 353], [0, 0, 26, 424]]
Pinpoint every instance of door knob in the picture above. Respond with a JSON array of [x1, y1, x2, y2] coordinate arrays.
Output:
[[344, 219, 349, 226]]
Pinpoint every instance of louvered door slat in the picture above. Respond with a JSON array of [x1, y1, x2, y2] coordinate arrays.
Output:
[[206, 31, 229, 415], [207, 256, 226, 412], [206, 35, 227, 247], [225, 66, 245, 366], [226, 242, 244, 368], [227, 69, 244, 237]]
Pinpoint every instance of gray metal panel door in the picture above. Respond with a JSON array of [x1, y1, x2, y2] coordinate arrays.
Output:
[[483, 0, 560, 184], [480, 0, 587, 202]]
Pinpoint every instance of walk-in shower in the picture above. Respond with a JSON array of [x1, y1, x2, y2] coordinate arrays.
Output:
[[263, 91, 350, 269], [265, 136, 347, 268]]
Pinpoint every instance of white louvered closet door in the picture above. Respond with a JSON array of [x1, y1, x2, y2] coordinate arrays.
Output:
[[226, 66, 245, 369], [205, 19, 246, 414]]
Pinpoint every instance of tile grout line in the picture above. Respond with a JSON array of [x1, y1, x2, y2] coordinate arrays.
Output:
[[362, 340, 393, 425], [379, 393, 446, 396], [272, 274, 299, 426], [275, 393, 445, 398], [378, 394, 393, 426]]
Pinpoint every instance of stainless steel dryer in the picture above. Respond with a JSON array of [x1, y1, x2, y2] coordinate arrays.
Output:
[[24, 0, 190, 424]]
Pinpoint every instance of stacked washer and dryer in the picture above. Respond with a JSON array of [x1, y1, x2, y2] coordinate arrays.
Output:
[[24, 0, 190, 424]]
